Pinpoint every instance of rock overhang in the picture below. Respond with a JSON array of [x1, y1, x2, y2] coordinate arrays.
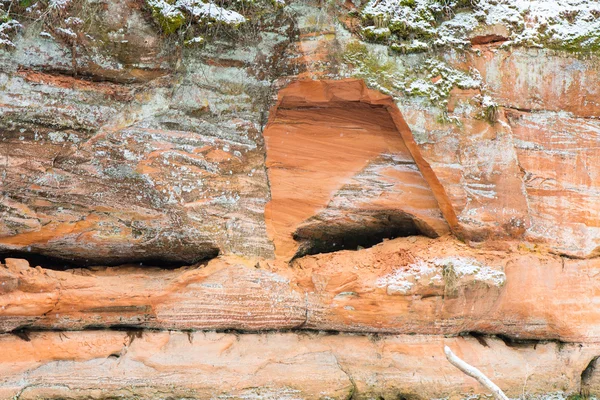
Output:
[[263, 79, 460, 259]]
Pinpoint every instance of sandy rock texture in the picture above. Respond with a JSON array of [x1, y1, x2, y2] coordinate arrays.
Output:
[[264, 80, 453, 259], [0, 331, 598, 399], [408, 46, 600, 257], [0, 0, 599, 398], [2, 236, 599, 343], [0, 1, 290, 265]]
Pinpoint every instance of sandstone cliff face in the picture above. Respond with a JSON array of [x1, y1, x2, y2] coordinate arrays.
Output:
[[264, 80, 453, 259], [1, 0, 600, 398], [1, 331, 599, 400]]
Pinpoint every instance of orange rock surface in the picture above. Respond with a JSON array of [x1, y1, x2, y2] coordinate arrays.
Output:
[[0, 331, 598, 399], [1, 0, 600, 396], [2, 236, 599, 342], [264, 80, 456, 259]]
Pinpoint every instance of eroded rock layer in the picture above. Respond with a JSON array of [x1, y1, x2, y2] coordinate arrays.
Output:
[[1, 0, 600, 397], [264, 80, 454, 259], [0, 331, 598, 399], [2, 236, 599, 342]]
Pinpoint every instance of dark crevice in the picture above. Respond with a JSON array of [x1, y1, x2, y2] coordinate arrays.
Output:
[[463, 331, 490, 347], [496, 334, 551, 349], [394, 395, 422, 400], [460, 332, 568, 349], [5, 326, 416, 339], [3, 327, 590, 349], [554, 251, 593, 261], [0, 248, 219, 271], [6, 326, 350, 337], [470, 34, 509, 45], [11, 329, 32, 342], [291, 211, 436, 260], [581, 356, 599, 393]]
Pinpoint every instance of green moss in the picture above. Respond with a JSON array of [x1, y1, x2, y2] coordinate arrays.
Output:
[[0, 8, 12, 23], [567, 395, 589, 400], [149, 4, 186, 35], [544, 33, 600, 54], [388, 19, 435, 41], [400, 0, 417, 6], [484, 103, 498, 124], [360, 0, 470, 49], [341, 41, 400, 94], [389, 40, 429, 54], [340, 39, 483, 110], [436, 0, 478, 10], [18, 0, 35, 8], [400, 58, 481, 107], [358, 0, 600, 54], [361, 26, 391, 42]]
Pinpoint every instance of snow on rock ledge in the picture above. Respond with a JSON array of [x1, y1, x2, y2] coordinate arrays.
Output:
[[376, 256, 506, 296]]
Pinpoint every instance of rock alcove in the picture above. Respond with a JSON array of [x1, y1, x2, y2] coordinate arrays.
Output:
[[263, 79, 459, 260]]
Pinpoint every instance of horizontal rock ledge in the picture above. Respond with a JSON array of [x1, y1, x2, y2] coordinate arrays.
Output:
[[0, 331, 599, 399], [1, 236, 599, 342]]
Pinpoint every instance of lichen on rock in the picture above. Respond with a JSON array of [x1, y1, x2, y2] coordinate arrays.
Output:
[[357, 0, 600, 53], [338, 40, 482, 109]]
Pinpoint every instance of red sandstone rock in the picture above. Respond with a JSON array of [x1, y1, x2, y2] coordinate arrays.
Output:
[[507, 110, 600, 258], [2, 236, 599, 342], [403, 102, 531, 242], [0, 256, 305, 333], [264, 80, 456, 259], [0, 331, 597, 399], [456, 47, 600, 118], [1, 1, 600, 397]]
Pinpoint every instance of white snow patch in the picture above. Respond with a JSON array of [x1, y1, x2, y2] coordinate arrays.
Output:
[[55, 27, 77, 38], [49, 0, 71, 10], [361, 0, 600, 51], [148, 0, 245, 25], [179, 0, 245, 24], [376, 259, 438, 295], [376, 256, 505, 295], [432, 256, 506, 286], [0, 19, 21, 48]]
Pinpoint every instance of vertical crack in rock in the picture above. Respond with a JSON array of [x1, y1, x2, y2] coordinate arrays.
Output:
[[42, 275, 63, 319], [331, 353, 357, 400]]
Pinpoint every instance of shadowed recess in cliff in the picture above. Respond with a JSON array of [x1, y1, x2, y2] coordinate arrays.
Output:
[[263, 79, 458, 260], [0, 247, 218, 270], [292, 210, 434, 259]]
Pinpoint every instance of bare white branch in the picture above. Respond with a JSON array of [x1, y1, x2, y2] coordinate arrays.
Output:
[[444, 345, 509, 400]]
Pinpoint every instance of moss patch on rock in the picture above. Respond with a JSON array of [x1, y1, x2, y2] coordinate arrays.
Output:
[[339, 40, 482, 108], [356, 0, 600, 54]]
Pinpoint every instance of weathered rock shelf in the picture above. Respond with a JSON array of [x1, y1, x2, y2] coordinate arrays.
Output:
[[2, 236, 599, 343]]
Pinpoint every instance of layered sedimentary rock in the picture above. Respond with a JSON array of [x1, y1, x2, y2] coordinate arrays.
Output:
[[0, 256, 305, 333], [411, 47, 600, 257], [508, 110, 600, 258], [464, 47, 600, 118], [0, 3, 288, 265], [1, 0, 600, 397], [0, 331, 598, 399], [3, 236, 599, 342], [404, 102, 531, 243]]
